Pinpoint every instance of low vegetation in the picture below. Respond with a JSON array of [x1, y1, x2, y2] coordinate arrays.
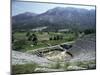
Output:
[[75, 60, 96, 69], [49, 61, 62, 69], [12, 31, 78, 52], [12, 63, 39, 74], [48, 60, 95, 71]]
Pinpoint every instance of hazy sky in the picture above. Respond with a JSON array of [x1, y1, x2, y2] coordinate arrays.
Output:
[[12, 1, 95, 16]]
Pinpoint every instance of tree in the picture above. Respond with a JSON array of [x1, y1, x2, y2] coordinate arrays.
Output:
[[84, 29, 95, 35], [28, 35, 32, 41], [32, 36, 38, 45], [32, 33, 36, 37], [32, 33, 38, 45], [49, 37, 52, 40], [53, 36, 57, 40], [12, 32, 15, 43], [56, 35, 60, 40], [12, 34, 14, 43], [13, 40, 27, 51], [26, 32, 30, 37]]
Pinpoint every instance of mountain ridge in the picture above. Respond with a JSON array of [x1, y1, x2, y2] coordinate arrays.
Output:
[[12, 7, 96, 31]]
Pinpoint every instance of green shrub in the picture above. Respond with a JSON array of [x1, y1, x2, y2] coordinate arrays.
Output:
[[50, 61, 61, 69], [49, 62, 70, 70], [65, 37, 75, 41], [75, 61, 87, 68], [75, 61, 94, 69], [63, 62, 70, 70]]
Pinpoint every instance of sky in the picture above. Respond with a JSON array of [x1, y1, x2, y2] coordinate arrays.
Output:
[[12, 1, 95, 16]]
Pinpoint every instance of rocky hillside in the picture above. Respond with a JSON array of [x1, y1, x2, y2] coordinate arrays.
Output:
[[12, 50, 53, 66]]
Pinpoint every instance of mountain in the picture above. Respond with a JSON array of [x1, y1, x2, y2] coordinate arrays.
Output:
[[12, 7, 96, 31], [12, 12, 37, 23]]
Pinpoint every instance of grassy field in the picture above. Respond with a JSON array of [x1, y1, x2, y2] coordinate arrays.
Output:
[[12, 31, 77, 51]]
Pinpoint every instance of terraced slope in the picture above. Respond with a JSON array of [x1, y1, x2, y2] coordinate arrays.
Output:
[[69, 34, 96, 61], [25, 34, 96, 62], [12, 34, 96, 63], [12, 34, 96, 74], [12, 50, 53, 66]]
